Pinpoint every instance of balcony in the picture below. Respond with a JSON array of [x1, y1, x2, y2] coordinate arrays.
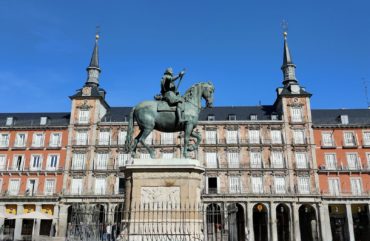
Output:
[[320, 141, 336, 149], [321, 190, 370, 198], [202, 188, 319, 197], [291, 138, 308, 146], [62, 189, 125, 197], [361, 140, 370, 148], [0, 166, 64, 173], [72, 139, 89, 147], [47, 143, 62, 149], [318, 164, 370, 173], [0, 190, 59, 199], [342, 140, 358, 149]]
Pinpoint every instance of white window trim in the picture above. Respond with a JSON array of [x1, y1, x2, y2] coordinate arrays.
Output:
[[8, 178, 21, 195], [44, 178, 56, 195], [46, 154, 59, 170], [30, 154, 43, 171], [49, 132, 62, 147], [14, 132, 27, 147], [31, 132, 45, 148], [0, 133, 10, 147], [328, 177, 341, 196]]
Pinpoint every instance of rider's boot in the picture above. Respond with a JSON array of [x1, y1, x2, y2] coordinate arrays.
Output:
[[177, 106, 185, 123]]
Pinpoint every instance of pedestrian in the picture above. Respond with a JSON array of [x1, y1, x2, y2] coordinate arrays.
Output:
[[106, 223, 112, 241]]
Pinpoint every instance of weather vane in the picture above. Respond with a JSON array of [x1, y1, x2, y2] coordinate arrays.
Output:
[[281, 20, 288, 38]]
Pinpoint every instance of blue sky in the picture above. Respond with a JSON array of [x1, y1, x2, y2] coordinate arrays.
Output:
[[0, 0, 370, 112]]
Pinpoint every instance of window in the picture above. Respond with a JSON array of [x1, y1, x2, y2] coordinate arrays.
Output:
[[228, 152, 239, 168], [343, 132, 356, 146], [46, 155, 59, 170], [207, 115, 215, 121], [0, 133, 9, 147], [162, 152, 174, 159], [140, 153, 151, 159], [71, 178, 83, 194], [229, 176, 241, 193], [271, 151, 284, 168], [72, 153, 85, 170], [49, 133, 61, 147], [340, 115, 349, 124], [249, 130, 260, 144], [0, 155, 6, 170], [271, 130, 282, 144], [350, 178, 362, 195], [12, 155, 24, 171], [161, 132, 174, 144], [117, 153, 130, 167], [78, 110, 89, 124], [363, 132, 370, 146], [226, 130, 238, 144], [95, 178, 106, 194], [44, 179, 55, 195], [207, 177, 218, 194], [271, 114, 278, 120], [5, 117, 13, 126], [328, 178, 340, 195], [250, 114, 258, 120], [26, 179, 38, 196], [295, 152, 308, 169], [76, 131, 88, 145], [205, 130, 217, 144], [291, 107, 303, 122], [250, 151, 262, 168], [118, 131, 127, 145], [99, 130, 110, 145], [8, 179, 20, 195], [347, 153, 361, 170], [14, 133, 26, 147], [325, 154, 337, 170], [228, 114, 236, 121], [205, 152, 217, 168], [297, 176, 310, 194], [40, 117, 47, 125], [322, 132, 334, 147], [145, 132, 153, 145], [274, 176, 286, 194], [293, 130, 305, 144], [32, 133, 44, 147], [366, 153, 370, 169], [96, 153, 108, 169], [251, 176, 263, 194], [30, 155, 42, 171], [116, 177, 125, 194]]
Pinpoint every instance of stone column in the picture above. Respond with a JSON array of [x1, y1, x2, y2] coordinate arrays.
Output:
[[318, 203, 332, 241], [292, 203, 301, 241], [247, 202, 254, 241], [345, 204, 355, 241], [33, 204, 42, 239], [270, 202, 278, 241], [57, 204, 69, 238], [0, 204, 4, 240], [14, 204, 23, 241], [52, 205, 59, 236]]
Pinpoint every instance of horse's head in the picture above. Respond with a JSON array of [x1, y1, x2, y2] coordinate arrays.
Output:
[[201, 81, 215, 108]]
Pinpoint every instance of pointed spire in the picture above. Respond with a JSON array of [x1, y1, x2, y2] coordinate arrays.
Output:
[[281, 31, 298, 86], [85, 33, 101, 86]]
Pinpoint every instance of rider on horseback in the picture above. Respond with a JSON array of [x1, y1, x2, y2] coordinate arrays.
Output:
[[159, 67, 186, 123]]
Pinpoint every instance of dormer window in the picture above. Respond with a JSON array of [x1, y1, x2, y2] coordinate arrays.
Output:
[[207, 115, 215, 121], [40, 117, 48, 125], [250, 115, 258, 121], [6, 117, 13, 126], [228, 115, 236, 121], [271, 114, 278, 120], [340, 115, 349, 125]]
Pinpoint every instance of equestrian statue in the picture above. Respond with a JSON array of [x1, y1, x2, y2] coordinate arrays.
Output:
[[124, 68, 215, 158]]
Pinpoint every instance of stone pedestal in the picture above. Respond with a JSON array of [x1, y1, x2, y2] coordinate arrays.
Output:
[[121, 158, 204, 240]]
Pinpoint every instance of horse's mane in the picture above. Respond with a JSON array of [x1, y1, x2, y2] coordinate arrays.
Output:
[[183, 82, 213, 99]]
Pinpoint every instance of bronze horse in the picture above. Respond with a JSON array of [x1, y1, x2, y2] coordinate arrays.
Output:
[[125, 82, 215, 158]]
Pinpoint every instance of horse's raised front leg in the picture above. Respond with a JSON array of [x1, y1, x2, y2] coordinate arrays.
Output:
[[187, 129, 201, 152], [183, 124, 194, 158]]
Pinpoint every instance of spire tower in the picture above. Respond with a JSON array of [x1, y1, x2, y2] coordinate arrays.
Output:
[[85, 33, 101, 86], [281, 31, 298, 86]]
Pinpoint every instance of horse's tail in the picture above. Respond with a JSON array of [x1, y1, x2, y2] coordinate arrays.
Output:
[[124, 107, 135, 153]]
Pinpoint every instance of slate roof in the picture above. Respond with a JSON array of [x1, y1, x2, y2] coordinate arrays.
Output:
[[312, 109, 370, 126], [0, 112, 70, 127], [70, 86, 106, 99]]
